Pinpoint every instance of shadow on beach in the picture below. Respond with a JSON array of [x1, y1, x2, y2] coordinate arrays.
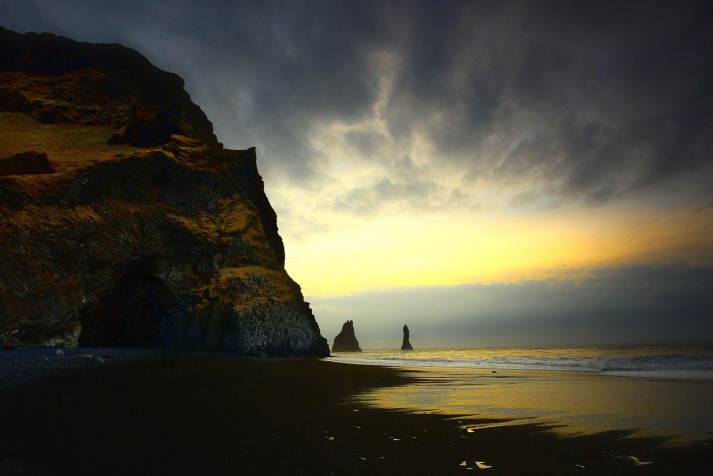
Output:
[[1, 347, 712, 475]]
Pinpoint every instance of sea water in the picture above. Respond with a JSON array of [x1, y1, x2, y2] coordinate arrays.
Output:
[[330, 341, 713, 443], [328, 341, 713, 380]]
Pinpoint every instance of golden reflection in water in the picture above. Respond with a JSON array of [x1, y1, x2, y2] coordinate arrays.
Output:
[[355, 368, 713, 445]]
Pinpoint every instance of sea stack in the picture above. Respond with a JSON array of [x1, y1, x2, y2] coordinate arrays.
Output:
[[401, 324, 413, 350], [332, 320, 362, 352], [0, 27, 329, 357]]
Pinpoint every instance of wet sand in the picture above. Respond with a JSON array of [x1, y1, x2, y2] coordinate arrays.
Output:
[[355, 367, 713, 445], [1, 349, 712, 475]]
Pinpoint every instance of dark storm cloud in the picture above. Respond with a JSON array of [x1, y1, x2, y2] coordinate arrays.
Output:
[[344, 129, 389, 157], [2, 0, 712, 199], [332, 177, 462, 215], [314, 263, 713, 347], [382, 0, 713, 201], [693, 201, 713, 212], [0, 0, 388, 180], [500, 119, 626, 204]]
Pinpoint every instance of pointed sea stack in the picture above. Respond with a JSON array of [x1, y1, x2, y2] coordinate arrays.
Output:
[[401, 324, 413, 350], [332, 320, 362, 352]]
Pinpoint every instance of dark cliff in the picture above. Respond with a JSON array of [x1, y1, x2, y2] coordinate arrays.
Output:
[[0, 26, 218, 148], [332, 320, 362, 353], [0, 27, 329, 356]]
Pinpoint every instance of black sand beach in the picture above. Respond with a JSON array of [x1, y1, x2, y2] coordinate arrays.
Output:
[[1, 348, 712, 475]]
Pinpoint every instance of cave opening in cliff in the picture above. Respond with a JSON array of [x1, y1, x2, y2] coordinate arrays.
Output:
[[77, 259, 175, 348]]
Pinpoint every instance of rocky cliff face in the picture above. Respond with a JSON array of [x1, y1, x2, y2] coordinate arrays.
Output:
[[331, 320, 362, 353], [0, 27, 329, 356]]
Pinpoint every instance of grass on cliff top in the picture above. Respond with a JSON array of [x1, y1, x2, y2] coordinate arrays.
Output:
[[0, 112, 146, 172], [215, 266, 297, 304], [188, 266, 298, 311]]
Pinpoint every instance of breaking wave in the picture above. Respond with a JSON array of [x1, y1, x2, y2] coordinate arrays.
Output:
[[328, 341, 713, 380]]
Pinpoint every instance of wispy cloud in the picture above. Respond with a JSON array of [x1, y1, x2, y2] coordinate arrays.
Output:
[[3, 0, 710, 205], [693, 201, 713, 213]]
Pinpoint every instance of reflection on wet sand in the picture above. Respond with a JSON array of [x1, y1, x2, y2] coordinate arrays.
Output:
[[356, 368, 713, 445]]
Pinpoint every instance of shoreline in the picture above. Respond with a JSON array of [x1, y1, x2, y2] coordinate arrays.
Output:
[[2, 347, 713, 474], [326, 342, 713, 382], [353, 366, 713, 447]]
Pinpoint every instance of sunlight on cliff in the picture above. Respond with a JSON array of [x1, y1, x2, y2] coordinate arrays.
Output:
[[0, 112, 143, 170]]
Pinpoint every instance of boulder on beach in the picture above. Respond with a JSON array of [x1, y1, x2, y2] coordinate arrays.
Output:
[[0, 151, 58, 176]]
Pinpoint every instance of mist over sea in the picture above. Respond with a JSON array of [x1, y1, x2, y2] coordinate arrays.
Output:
[[329, 341, 713, 380]]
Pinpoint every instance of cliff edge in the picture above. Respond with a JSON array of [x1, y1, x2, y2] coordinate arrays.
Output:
[[0, 27, 329, 356]]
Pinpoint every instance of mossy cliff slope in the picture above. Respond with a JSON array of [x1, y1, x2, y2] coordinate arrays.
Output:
[[0, 27, 329, 356]]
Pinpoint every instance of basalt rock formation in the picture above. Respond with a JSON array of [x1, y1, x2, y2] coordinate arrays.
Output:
[[0, 27, 329, 356], [401, 324, 413, 350], [331, 320, 362, 353]]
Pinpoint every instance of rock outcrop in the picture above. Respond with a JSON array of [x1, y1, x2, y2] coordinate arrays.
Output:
[[0, 26, 218, 148], [331, 320, 362, 353], [0, 151, 57, 176], [0, 27, 329, 356], [401, 324, 413, 350]]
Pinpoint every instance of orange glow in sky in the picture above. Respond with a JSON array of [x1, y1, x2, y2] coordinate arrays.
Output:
[[285, 200, 713, 297]]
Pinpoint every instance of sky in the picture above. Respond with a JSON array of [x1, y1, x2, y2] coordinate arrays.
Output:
[[2, 0, 712, 348]]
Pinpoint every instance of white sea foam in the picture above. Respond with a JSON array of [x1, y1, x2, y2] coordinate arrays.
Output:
[[328, 341, 713, 380]]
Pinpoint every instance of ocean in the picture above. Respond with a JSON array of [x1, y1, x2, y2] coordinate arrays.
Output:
[[328, 341, 713, 380], [328, 341, 713, 442]]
